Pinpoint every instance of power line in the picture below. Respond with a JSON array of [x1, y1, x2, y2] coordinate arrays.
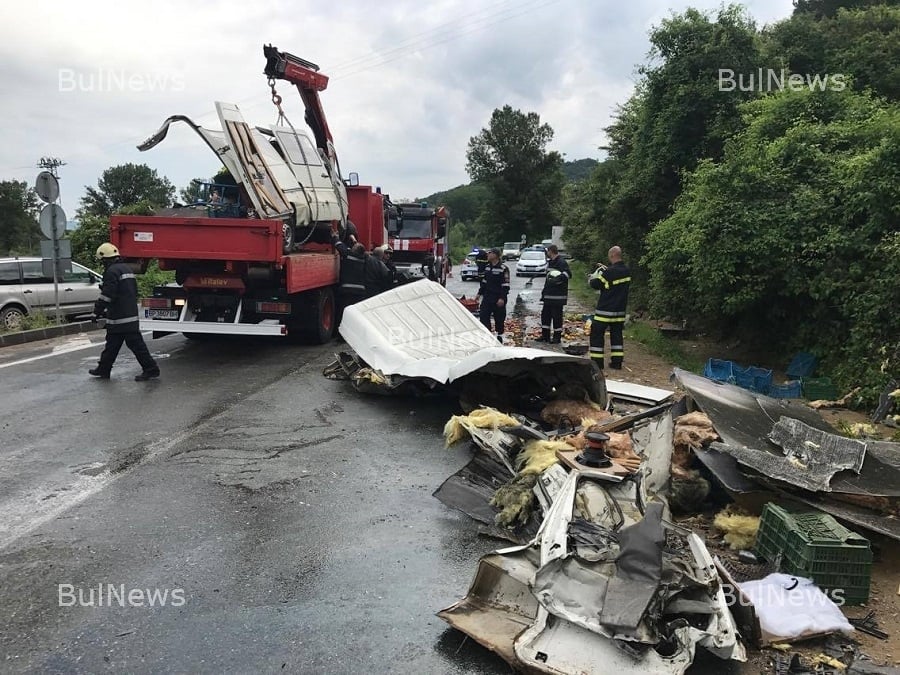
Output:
[[10, 0, 565, 171], [37, 157, 67, 178]]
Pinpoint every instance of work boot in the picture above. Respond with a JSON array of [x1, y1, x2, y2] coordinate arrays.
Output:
[[550, 331, 562, 344], [497, 334, 503, 344], [134, 368, 160, 381], [536, 328, 550, 342], [88, 368, 110, 379]]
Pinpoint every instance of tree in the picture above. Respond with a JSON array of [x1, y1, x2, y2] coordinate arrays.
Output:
[[600, 6, 765, 287], [0, 181, 41, 255], [69, 214, 109, 267], [78, 163, 174, 218], [557, 159, 623, 267], [793, 0, 888, 18], [423, 182, 491, 226], [179, 178, 207, 205], [643, 86, 900, 401], [465, 105, 565, 243], [766, 5, 900, 101]]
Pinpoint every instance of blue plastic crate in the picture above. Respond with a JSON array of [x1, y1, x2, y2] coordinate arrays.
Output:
[[769, 380, 802, 398], [733, 365, 773, 394], [704, 359, 735, 383], [786, 352, 818, 380]]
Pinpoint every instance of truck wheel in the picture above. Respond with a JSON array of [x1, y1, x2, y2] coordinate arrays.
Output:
[[282, 223, 295, 254], [290, 287, 335, 344]]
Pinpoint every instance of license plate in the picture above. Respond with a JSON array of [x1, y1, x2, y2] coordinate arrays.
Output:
[[145, 309, 179, 320]]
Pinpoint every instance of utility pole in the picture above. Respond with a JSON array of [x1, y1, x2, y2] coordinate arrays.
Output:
[[37, 157, 66, 178], [35, 157, 68, 325]]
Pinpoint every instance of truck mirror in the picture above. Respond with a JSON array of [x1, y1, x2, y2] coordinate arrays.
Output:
[[347, 172, 359, 187]]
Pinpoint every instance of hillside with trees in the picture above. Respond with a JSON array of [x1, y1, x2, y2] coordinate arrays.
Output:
[[562, 0, 899, 403]]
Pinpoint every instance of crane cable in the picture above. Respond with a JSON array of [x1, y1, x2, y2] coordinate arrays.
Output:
[[268, 78, 319, 248]]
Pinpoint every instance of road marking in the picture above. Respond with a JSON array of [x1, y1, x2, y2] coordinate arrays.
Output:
[[0, 332, 151, 370]]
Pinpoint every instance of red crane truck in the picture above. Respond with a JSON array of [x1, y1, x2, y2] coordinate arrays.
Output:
[[110, 45, 385, 343]]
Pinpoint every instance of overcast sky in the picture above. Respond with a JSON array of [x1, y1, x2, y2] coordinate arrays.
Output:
[[0, 0, 793, 220]]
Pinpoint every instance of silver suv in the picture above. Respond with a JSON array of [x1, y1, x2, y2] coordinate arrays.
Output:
[[0, 257, 103, 331]]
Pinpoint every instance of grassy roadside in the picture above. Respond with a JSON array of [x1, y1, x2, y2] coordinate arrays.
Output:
[[568, 259, 704, 373]]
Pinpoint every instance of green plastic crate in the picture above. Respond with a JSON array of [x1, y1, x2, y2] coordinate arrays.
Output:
[[802, 376, 838, 401], [755, 504, 872, 605]]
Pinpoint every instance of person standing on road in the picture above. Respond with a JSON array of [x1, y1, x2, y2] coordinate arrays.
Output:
[[89, 243, 160, 381], [365, 246, 394, 297], [538, 244, 571, 344], [332, 237, 367, 328], [588, 245, 631, 369], [380, 246, 398, 286], [476, 247, 510, 343], [474, 247, 489, 282]]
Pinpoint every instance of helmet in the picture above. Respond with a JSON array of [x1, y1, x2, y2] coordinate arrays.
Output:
[[383, 246, 393, 254], [489, 247, 502, 257], [95, 243, 120, 260]]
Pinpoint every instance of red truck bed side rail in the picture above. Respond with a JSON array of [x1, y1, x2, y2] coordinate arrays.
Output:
[[110, 215, 283, 263]]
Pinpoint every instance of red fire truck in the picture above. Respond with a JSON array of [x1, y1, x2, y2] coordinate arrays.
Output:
[[110, 45, 386, 343], [384, 200, 450, 285]]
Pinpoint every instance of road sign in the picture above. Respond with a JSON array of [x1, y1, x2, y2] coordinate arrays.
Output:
[[39, 203, 67, 240], [35, 171, 60, 203], [40, 238, 71, 259]]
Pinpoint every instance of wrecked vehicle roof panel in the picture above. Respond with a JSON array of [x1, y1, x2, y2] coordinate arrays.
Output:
[[339, 280, 600, 383], [675, 369, 900, 497]]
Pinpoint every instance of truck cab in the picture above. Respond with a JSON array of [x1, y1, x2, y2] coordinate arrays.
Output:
[[386, 201, 449, 285]]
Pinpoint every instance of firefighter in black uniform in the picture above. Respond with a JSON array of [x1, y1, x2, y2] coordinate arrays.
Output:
[[476, 247, 510, 343], [538, 244, 571, 343], [474, 247, 489, 282], [89, 243, 160, 381], [364, 246, 393, 297], [588, 245, 631, 369], [332, 236, 367, 327]]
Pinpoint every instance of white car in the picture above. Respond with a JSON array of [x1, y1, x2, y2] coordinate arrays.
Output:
[[460, 253, 480, 281], [515, 249, 548, 277]]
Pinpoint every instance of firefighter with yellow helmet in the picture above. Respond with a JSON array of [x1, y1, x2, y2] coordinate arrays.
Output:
[[88, 243, 160, 381]]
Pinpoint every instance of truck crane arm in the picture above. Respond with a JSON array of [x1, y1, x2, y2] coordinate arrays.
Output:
[[263, 44, 333, 152]]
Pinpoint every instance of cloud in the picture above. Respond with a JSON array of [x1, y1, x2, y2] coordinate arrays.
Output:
[[0, 0, 793, 216]]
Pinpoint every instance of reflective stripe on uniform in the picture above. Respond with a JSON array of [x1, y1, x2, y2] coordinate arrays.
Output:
[[119, 273, 136, 280], [542, 295, 567, 301], [593, 314, 626, 323], [98, 294, 111, 302], [340, 283, 366, 291], [611, 276, 631, 285], [105, 316, 139, 325]]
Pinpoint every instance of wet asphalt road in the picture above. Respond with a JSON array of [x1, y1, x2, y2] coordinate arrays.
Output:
[[0, 323, 513, 673], [0, 272, 735, 674]]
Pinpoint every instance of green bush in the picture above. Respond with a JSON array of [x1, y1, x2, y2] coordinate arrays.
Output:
[[138, 260, 175, 297], [643, 87, 900, 404]]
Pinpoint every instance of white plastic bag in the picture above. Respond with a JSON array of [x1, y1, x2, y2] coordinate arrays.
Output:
[[738, 573, 854, 643]]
